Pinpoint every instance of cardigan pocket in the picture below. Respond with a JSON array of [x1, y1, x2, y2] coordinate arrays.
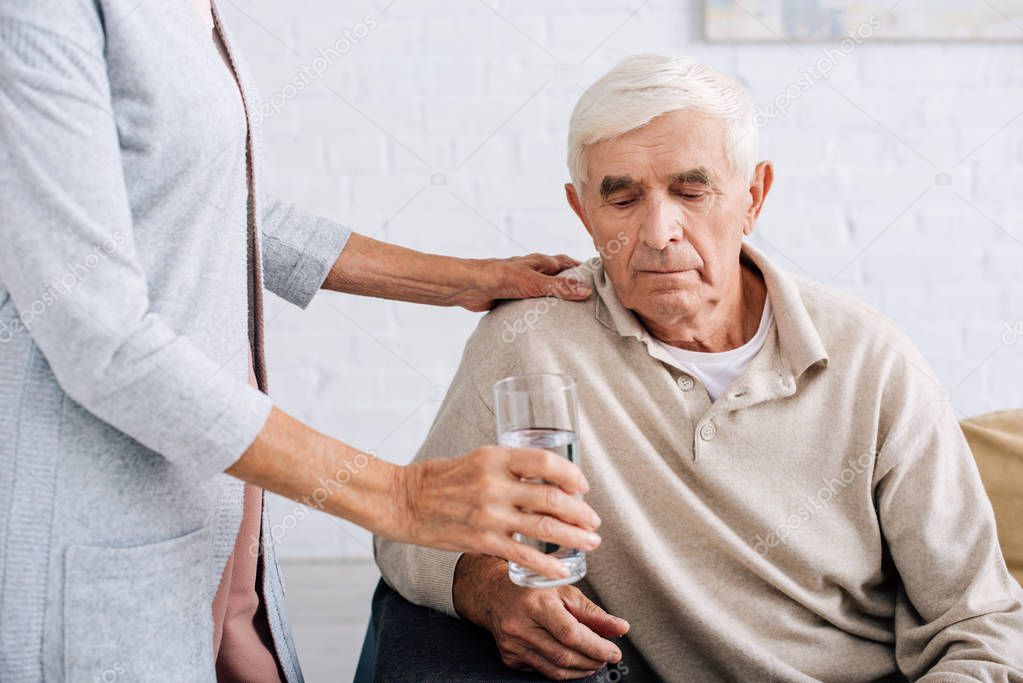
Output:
[[63, 526, 216, 682]]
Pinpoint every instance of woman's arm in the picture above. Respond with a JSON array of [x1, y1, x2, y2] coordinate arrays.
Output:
[[0, 13, 272, 480], [324, 233, 593, 312], [258, 204, 591, 313], [228, 407, 603, 579]]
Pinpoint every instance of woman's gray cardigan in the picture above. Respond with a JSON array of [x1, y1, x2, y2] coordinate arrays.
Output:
[[0, 1, 351, 680]]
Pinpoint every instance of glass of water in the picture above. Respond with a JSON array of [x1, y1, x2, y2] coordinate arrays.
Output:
[[494, 373, 586, 588]]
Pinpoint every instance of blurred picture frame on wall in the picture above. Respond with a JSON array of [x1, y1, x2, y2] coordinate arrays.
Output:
[[705, 0, 1023, 41]]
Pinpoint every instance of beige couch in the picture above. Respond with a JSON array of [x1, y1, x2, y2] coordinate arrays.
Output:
[[961, 410, 1023, 586]]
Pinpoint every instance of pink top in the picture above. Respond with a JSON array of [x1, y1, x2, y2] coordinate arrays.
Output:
[[195, 1, 283, 679], [210, 348, 282, 682]]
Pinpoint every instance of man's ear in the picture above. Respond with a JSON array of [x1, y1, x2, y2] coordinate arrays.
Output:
[[743, 160, 774, 236], [565, 183, 595, 240]]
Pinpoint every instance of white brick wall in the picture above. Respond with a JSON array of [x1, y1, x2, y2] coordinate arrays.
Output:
[[220, 0, 1023, 559]]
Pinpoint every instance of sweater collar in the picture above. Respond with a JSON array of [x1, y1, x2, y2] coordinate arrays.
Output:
[[592, 240, 829, 383]]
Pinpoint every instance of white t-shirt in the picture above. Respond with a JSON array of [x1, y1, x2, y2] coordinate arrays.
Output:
[[656, 296, 774, 402]]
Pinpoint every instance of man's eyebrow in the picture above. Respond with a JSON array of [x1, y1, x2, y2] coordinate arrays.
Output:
[[599, 175, 635, 199], [669, 167, 715, 187]]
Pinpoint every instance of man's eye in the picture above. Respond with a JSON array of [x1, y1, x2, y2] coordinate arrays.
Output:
[[680, 192, 705, 200], [611, 198, 636, 208]]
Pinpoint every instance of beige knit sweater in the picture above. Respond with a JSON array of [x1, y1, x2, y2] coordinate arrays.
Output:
[[375, 241, 1023, 681]]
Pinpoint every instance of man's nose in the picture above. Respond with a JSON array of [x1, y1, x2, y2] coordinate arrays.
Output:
[[639, 196, 685, 251]]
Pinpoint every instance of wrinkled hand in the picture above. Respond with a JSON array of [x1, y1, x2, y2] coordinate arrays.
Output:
[[454, 554, 630, 681], [461, 253, 593, 312], [393, 446, 602, 580]]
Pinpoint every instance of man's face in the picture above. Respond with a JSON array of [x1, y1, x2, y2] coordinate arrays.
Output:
[[566, 109, 772, 323]]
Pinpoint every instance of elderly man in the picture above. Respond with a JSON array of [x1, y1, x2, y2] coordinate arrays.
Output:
[[375, 55, 1023, 681]]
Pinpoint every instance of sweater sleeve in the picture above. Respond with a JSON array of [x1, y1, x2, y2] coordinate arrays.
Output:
[[259, 195, 352, 309], [373, 335, 499, 617], [874, 387, 1023, 679], [0, 14, 272, 480]]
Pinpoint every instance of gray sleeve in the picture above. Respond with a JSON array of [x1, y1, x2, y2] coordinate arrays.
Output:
[[0, 15, 272, 480], [874, 396, 1023, 678], [374, 336, 499, 618], [259, 196, 352, 309]]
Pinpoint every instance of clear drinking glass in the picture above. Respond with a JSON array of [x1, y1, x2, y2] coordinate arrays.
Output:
[[494, 373, 586, 588]]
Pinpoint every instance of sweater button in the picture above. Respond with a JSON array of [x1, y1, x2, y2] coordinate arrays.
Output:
[[677, 375, 694, 391], [699, 421, 717, 441]]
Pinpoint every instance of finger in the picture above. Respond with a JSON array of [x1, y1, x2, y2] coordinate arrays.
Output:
[[492, 537, 573, 581], [562, 589, 630, 639], [523, 625, 608, 671], [543, 601, 623, 665], [514, 638, 601, 681], [526, 253, 568, 275], [510, 512, 601, 553], [544, 253, 582, 273], [496, 641, 532, 673], [554, 253, 582, 269], [507, 448, 590, 495], [512, 481, 600, 530], [540, 274, 592, 301]]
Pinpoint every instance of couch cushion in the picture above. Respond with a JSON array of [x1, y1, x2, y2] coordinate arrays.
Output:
[[960, 410, 1023, 586]]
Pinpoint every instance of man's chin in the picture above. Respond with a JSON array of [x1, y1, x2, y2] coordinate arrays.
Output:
[[635, 287, 701, 317], [643, 275, 701, 295]]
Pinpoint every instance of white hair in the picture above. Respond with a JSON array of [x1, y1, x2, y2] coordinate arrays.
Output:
[[567, 54, 759, 190]]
